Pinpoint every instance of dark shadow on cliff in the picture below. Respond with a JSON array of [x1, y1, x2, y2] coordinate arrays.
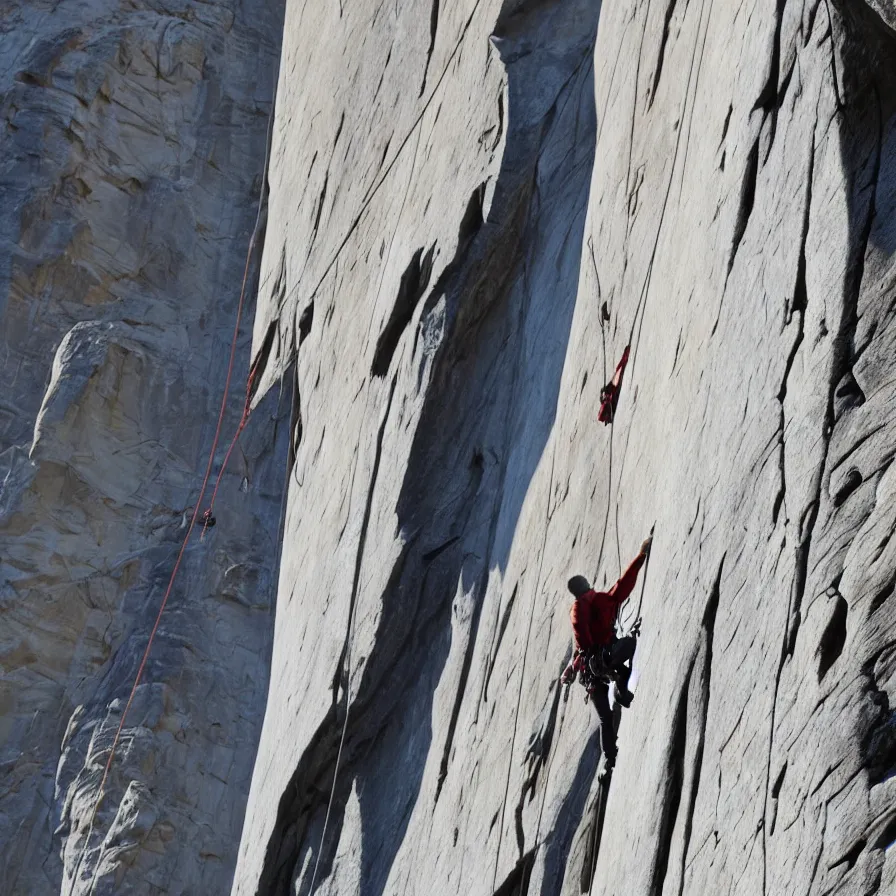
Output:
[[349, 0, 603, 892], [253, 1, 604, 893], [827, 1, 896, 882], [829, 0, 896, 345]]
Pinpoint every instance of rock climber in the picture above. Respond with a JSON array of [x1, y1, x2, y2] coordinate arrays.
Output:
[[561, 533, 652, 774], [598, 344, 631, 424]]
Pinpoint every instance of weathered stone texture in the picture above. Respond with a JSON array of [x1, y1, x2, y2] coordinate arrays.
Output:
[[233, 0, 896, 895], [0, 1, 284, 894]]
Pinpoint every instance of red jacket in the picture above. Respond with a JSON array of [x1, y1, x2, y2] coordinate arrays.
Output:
[[569, 552, 645, 651]]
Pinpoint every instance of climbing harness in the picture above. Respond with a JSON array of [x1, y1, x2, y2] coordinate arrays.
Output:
[[567, 621, 640, 703]]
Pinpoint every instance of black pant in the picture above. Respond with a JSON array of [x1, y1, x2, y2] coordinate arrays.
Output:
[[589, 636, 636, 761]]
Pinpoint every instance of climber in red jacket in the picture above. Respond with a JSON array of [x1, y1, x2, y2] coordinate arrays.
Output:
[[561, 534, 652, 772], [598, 344, 631, 424]]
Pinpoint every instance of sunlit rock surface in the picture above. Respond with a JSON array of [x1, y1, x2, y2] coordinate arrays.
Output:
[[234, 0, 896, 894]]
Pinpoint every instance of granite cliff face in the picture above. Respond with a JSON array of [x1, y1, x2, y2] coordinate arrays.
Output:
[[233, 0, 896, 894], [3, 0, 896, 894], [0, 2, 284, 894]]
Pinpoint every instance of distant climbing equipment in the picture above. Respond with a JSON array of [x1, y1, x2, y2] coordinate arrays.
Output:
[[598, 344, 631, 425]]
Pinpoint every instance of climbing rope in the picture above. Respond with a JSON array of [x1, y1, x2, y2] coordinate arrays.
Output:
[[200, 364, 258, 539], [306, 587, 358, 895], [306, 367, 386, 893]]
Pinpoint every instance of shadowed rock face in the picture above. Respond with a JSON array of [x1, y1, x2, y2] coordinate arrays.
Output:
[[0, 1, 284, 894], [232, 0, 896, 895]]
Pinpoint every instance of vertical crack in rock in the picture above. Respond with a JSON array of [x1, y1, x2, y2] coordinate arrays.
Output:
[[373, 48, 393, 106], [371, 246, 436, 377], [623, 8, 651, 216], [581, 730, 618, 896], [286, 366, 302, 486], [768, 761, 787, 836], [310, 174, 329, 245], [482, 584, 519, 705], [513, 683, 561, 858], [334, 375, 399, 692], [727, 136, 760, 279], [752, 0, 789, 162], [649, 663, 692, 896], [420, 0, 441, 97], [252, 320, 283, 405], [674, 557, 724, 896], [648, 0, 680, 109], [772, 130, 814, 528]]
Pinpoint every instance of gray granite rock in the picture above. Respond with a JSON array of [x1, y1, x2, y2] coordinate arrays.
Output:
[[0, 1, 285, 894], [6, 0, 896, 892], [232, 0, 896, 895]]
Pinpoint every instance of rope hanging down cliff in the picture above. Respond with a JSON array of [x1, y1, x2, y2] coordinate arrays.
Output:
[[67, 81, 278, 896]]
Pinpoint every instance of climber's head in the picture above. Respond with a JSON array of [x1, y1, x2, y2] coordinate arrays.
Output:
[[567, 575, 591, 597]]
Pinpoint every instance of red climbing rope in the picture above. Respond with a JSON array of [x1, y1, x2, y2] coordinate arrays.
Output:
[[83, 219, 261, 842]]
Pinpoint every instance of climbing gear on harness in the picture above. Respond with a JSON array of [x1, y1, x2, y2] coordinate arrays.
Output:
[[569, 643, 617, 695]]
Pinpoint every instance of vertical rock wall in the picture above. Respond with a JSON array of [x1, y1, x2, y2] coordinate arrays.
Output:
[[234, 0, 896, 895], [0, 1, 284, 893], [583, 2, 896, 895]]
